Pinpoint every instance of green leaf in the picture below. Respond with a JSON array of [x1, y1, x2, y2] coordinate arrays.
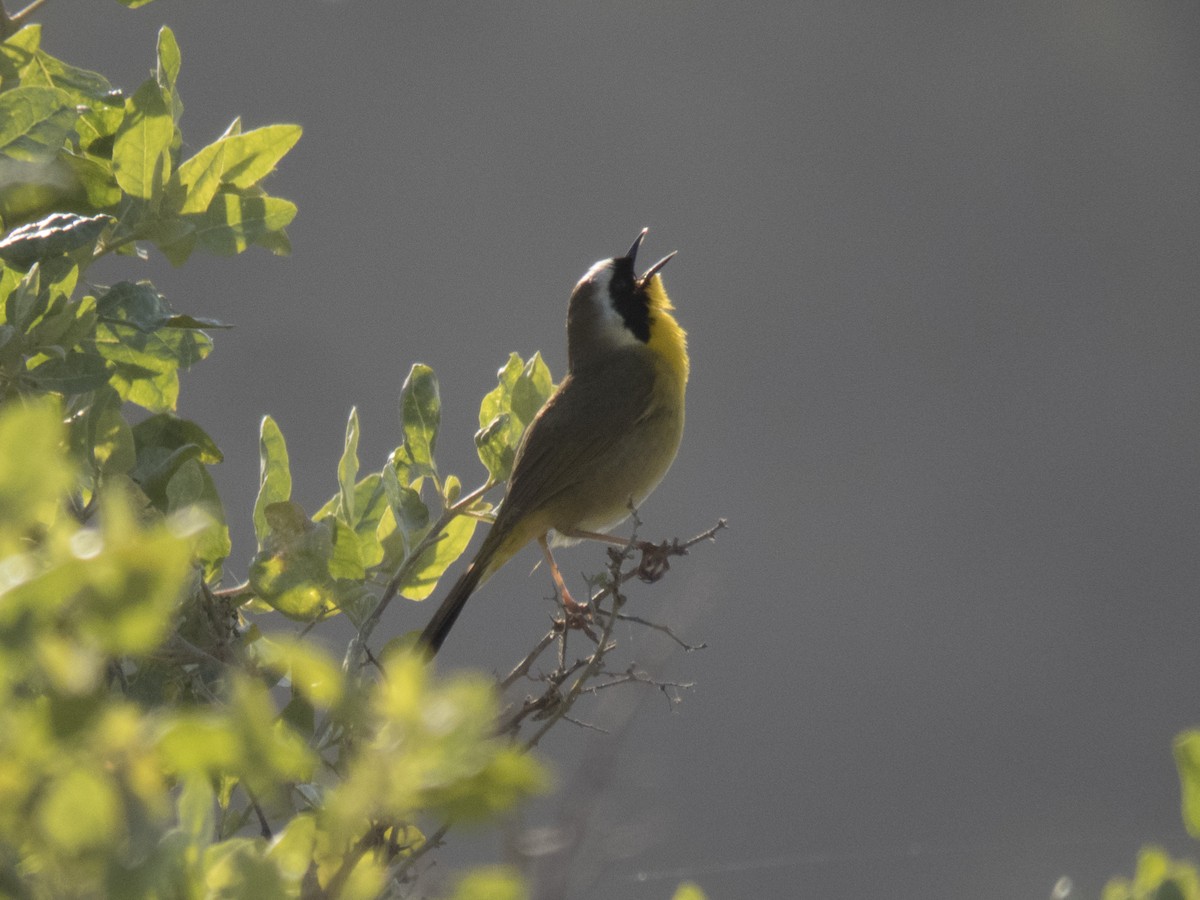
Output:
[[59, 151, 122, 209], [35, 768, 121, 854], [23, 47, 116, 106], [337, 407, 360, 524], [400, 363, 440, 477], [71, 385, 135, 477], [25, 349, 111, 396], [131, 412, 222, 513], [0, 399, 71, 547], [165, 458, 231, 580], [93, 282, 214, 413], [176, 773, 216, 850], [398, 513, 477, 601], [131, 413, 222, 466], [156, 26, 181, 95], [252, 636, 344, 709], [164, 313, 232, 330], [158, 678, 316, 796], [193, 189, 296, 256], [215, 124, 302, 190], [1175, 731, 1200, 838], [382, 462, 429, 536], [511, 351, 553, 424], [75, 102, 126, 153], [476, 352, 554, 481], [266, 814, 317, 887], [174, 141, 225, 214], [474, 413, 513, 484], [0, 25, 39, 88], [326, 516, 365, 580], [330, 580, 377, 627], [249, 502, 335, 620], [349, 473, 387, 565], [1103, 846, 1200, 900], [5, 259, 43, 329], [22, 263, 86, 351], [112, 78, 173, 200], [0, 212, 113, 268], [0, 85, 76, 164], [254, 416, 292, 547], [450, 866, 527, 900]]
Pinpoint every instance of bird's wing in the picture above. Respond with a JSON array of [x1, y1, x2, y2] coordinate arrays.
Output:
[[495, 350, 660, 528]]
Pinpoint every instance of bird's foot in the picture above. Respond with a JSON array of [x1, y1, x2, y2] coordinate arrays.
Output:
[[559, 588, 592, 626], [636, 539, 676, 582]]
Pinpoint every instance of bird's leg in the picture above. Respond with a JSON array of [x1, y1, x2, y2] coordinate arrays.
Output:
[[538, 535, 591, 626], [557, 527, 628, 547], [559, 526, 660, 554], [558, 527, 672, 582]]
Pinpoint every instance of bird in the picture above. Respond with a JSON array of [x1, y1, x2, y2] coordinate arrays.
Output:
[[417, 229, 689, 655]]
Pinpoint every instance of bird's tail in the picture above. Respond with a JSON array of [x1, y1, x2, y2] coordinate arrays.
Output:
[[417, 556, 488, 656], [417, 513, 536, 656]]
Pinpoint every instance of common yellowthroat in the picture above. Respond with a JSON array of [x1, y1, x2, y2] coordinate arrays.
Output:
[[418, 229, 688, 654]]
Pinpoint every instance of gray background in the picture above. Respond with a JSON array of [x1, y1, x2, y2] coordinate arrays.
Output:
[[38, 1, 1200, 897]]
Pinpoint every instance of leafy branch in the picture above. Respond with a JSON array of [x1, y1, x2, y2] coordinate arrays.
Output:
[[0, 9, 719, 899]]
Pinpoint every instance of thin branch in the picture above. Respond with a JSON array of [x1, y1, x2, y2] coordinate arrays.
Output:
[[345, 478, 497, 673], [1, 0, 51, 38], [246, 787, 272, 841], [606, 612, 707, 651], [499, 627, 558, 690], [391, 822, 450, 886]]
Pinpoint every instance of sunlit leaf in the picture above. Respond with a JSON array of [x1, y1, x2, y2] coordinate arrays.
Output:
[[112, 78, 173, 200], [174, 140, 225, 214], [397, 513, 477, 601], [0, 85, 76, 164], [249, 502, 335, 620], [176, 773, 215, 850], [326, 517, 365, 581], [0, 399, 71, 544], [155, 26, 181, 97], [252, 636, 344, 709], [671, 882, 710, 900], [35, 768, 121, 853], [165, 458, 230, 580], [253, 416, 291, 547], [1176, 732, 1200, 838], [0, 212, 112, 268], [475, 352, 554, 481], [400, 363, 439, 477], [337, 407, 360, 524], [214, 124, 301, 190], [451, 866, 528, 900], [193, 189, 296, 256]]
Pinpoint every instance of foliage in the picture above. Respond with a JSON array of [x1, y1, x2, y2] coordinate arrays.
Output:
[[1104, 847, 1200, 900], [0, 5, 709, 898], [1104, 730, 1200, 893]]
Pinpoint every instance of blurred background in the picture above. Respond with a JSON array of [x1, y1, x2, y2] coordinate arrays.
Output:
[[37, 1, 1200, 896]]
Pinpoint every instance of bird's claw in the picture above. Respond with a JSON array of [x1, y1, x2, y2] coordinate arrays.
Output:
[[636, 540, 675, 582]]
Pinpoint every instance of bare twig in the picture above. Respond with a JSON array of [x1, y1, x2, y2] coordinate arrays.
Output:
[[499, 628, 558, 690], [377, 518, 722, 892], [606, 612, 708, 651]]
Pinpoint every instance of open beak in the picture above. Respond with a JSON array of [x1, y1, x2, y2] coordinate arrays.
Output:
[[626, 228, 676, 288]]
